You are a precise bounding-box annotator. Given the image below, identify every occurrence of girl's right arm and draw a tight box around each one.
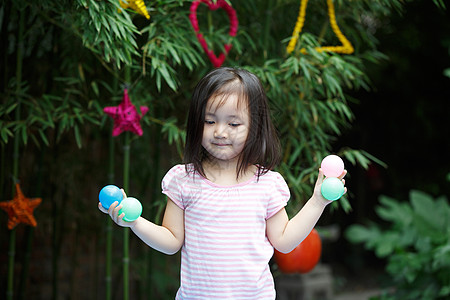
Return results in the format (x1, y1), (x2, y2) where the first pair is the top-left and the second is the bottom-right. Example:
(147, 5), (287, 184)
(98, 198), (184, 255)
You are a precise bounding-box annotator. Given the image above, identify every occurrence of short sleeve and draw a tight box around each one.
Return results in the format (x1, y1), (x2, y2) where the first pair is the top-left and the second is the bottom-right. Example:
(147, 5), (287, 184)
(266, 172), (290, 219)
(161, 165), (186, 210)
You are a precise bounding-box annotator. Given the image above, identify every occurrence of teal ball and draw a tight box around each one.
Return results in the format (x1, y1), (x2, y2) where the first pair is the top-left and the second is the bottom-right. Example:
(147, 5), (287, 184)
(321, 177), (344, 201)
(119, 197), (142, 222)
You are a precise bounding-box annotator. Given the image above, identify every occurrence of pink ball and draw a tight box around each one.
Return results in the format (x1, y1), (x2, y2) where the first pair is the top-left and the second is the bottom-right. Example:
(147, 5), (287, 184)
(321, 155), (344, 177)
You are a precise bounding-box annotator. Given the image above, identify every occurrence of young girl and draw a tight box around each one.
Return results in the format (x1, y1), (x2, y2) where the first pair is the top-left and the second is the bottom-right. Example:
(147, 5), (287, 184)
(98, 67), (346, 299)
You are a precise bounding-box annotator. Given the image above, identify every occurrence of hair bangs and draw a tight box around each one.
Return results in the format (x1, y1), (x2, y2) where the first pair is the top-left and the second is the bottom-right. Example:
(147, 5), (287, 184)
(208, 79), (249, 113)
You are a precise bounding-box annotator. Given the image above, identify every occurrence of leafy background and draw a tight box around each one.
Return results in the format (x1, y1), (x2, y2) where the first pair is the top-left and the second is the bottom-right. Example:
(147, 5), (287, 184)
(0, 0), (449, 299)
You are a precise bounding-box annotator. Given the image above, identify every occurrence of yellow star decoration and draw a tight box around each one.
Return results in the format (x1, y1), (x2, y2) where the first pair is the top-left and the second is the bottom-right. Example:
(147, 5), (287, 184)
(119, 0), (150, 20)
(287, 0), (354, 55)
(0, 183), (42, 230)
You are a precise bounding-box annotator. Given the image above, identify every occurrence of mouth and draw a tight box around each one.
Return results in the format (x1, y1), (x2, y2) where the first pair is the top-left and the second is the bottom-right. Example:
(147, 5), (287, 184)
(212, 142), (231, 147)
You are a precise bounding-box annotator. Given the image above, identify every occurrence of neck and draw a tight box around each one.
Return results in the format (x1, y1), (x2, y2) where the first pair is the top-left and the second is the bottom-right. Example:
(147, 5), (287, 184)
(202, 159), (256, 186)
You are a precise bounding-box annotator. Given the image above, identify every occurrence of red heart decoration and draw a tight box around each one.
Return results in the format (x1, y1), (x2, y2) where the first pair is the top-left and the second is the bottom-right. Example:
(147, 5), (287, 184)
(189, 0), (238, 68)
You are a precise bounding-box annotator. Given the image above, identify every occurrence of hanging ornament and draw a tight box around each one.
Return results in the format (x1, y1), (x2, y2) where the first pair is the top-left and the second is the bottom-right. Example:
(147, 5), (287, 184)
(104, 89), (149, 137)
(189, 0), (238, 68)
(119, 0), (150, 19)
(0, 183), (42, 230)
(287, 0), (354, 54)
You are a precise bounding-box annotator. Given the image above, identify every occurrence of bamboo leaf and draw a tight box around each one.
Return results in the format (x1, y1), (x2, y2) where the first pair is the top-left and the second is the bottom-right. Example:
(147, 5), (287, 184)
(157, 63), (177, 91)
(167, 44), (181, 65)
(21, 125), (28, 145)
(91, 81), (100, 97)
(74, 125), (82, 148)
(0, 126), (13, 143)
(38, 129), (49, 146)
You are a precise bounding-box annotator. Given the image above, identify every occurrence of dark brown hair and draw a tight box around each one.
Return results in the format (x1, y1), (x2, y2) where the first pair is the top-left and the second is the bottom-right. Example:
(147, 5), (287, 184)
(183, 67), (281, 179)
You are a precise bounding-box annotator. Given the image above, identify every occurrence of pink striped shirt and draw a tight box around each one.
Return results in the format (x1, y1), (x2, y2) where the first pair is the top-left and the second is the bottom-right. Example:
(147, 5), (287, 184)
(161, 164), (290, 300)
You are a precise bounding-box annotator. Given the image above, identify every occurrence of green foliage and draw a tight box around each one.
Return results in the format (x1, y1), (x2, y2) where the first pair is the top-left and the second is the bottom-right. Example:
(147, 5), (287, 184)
(1, 0), (397, 205)
(74, 0), (140, 67)
(0, 0), (419, 298)
(346, 191), (450, 300)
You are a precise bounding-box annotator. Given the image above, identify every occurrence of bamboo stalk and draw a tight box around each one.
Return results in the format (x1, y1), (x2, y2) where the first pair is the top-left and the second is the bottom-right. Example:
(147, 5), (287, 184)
(123, 131), (131, 300)
(122, 66), (132, 300)
(18, 140), (44, 300)
(105, 128), (114, 300)
(6, 229), (16, 300)
(105, 69), (119, 300)
(17, 224), (34, 300)
(147, 106), (163, 299)
(6, 6), (25, 300)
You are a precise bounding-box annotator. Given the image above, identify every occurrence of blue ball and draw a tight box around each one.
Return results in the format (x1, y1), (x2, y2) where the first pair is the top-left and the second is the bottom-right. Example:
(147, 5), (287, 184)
(321, 177), (344, 201)
(99, 185), (123, 209)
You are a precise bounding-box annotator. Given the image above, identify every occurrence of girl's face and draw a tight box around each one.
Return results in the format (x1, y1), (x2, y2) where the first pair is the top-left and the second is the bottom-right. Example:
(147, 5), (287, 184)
(202, 94), (250, 163)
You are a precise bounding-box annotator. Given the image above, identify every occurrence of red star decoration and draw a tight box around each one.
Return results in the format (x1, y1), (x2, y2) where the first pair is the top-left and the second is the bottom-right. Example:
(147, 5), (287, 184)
(0, 183), (42, 230)
(103, 89), (149, 137)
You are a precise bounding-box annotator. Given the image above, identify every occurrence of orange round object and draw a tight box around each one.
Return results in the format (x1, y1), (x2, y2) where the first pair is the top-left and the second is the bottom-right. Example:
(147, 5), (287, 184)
(274, 228), (322, 273)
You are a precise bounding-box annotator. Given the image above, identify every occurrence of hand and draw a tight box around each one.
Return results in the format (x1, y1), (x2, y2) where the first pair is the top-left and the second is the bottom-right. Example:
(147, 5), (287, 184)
(313, 168), (347, 205)
(97, 189), (138, 228)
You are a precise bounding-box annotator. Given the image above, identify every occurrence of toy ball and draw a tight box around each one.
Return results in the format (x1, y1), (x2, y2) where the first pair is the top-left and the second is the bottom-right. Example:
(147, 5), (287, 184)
(321, 155), (345, 178)
(99, 185), (123, 209)
(274, 228), (322, 274)
(119, 197), (142, 222)
(321, 177), (345, 201)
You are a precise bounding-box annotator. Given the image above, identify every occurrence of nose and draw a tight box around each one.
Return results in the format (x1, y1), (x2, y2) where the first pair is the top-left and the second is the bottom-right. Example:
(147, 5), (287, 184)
(214, 124), (228, 139)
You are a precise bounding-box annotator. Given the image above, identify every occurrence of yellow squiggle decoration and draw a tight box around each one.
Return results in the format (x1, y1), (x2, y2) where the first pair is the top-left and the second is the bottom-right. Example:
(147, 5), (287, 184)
(119, 0), (150, 20)
(287, 0), (354, 54)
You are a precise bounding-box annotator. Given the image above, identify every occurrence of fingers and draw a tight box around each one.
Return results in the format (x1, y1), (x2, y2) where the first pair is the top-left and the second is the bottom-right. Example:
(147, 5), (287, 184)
(98, 202), (108, 213)
(340, 170), (348, 195)
(107, 201), (121, 221)
(338, 169), (348, 179)
(315, 168), (325, 186)
(115, 212), (126, 225)
(109, 202), (134, 226)
(98, 201), (121, 219)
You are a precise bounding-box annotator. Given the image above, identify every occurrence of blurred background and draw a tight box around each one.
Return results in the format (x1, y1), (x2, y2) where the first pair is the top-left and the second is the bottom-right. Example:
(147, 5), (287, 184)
(1, 0), (449, 299)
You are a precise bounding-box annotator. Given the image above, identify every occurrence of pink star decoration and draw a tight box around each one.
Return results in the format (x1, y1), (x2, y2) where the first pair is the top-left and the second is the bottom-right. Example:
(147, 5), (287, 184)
(103, 89), (149, 137)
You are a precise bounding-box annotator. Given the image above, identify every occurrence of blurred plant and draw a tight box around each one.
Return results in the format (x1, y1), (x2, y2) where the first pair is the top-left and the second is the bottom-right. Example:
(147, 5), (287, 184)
(0, 0), (424, 298)
(346, 191), (450, 300)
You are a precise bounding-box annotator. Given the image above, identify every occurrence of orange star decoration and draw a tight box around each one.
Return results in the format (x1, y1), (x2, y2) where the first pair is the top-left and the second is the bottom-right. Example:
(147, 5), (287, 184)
(0, 183), (42, 230)
(119, 0), (150, 19)
(287, 0), (354, 55)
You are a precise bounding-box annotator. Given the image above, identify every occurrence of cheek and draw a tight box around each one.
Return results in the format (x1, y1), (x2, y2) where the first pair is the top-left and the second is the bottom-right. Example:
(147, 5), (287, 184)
(201, 128), (209, 145)
(235, 128), (249, 144)
(202, 126), (212, 137)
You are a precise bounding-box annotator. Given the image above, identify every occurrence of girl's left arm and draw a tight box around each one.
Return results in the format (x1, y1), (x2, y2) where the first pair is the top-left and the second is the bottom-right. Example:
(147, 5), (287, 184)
(266, 168), (346, 253)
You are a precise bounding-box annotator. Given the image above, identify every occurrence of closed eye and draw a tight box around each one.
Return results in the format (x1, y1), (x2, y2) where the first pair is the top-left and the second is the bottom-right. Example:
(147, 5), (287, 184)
(205, 120), (215, 125)
(229, 123), (240, 127)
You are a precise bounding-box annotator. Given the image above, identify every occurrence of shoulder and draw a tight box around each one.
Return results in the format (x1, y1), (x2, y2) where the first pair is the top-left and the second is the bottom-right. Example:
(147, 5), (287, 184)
(164, 164), (187, 175)
(258, 169), (290, 194)
(258, 169), (287, 184)
(161, 164), (194, 196)
(163, 164), (192, 181)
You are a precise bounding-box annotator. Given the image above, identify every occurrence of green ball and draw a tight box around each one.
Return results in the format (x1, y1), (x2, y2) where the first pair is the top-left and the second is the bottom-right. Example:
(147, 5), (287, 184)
(321, 177), (344, 201)
(119, 197), (142, 222)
